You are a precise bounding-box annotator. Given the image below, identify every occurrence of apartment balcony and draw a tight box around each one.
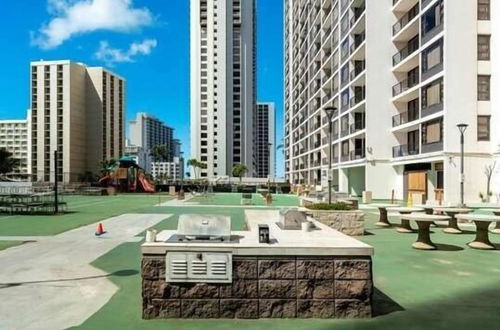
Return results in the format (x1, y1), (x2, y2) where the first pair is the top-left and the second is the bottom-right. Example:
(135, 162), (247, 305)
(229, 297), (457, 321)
(392, 75), (419, 97)
(392, 0), (419, 13)
(350, 149), (366, 161)
(350, 62), (366, 80)
(421, 0), (434, 9)
(421, 141), (443, 154)
(341, 102), (350, 113)
(392, 144), (419, 158)
(350, 121), (366, 135)
(393, 3), (420, 36)
(350, 33), (366, 55)
(392, 109), (419, 127)
(350, 4), (366, 28)
(350, 92), (366, 108)
(393, 37), (419, 66)
(341, 128), (350, 138)
(341, 154), (350, 162)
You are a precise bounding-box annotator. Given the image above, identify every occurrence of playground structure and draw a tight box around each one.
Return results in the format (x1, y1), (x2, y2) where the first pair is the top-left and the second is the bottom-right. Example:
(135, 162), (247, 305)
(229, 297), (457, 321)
(99, 157), (155, 193)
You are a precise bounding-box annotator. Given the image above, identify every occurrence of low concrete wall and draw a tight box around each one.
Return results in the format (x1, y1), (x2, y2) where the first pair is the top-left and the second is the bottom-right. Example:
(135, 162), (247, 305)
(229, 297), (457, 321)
(304, 210), (365, 236)
(142, 256), (373, 319)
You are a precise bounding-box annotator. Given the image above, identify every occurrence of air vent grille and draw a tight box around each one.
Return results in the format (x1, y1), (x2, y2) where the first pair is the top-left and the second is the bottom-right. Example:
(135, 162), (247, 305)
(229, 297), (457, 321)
(166, 252), (232, 283)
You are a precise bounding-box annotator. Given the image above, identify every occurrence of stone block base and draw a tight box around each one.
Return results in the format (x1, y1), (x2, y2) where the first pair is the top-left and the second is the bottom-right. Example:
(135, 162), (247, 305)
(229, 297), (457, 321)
(142, 256), (373, 319)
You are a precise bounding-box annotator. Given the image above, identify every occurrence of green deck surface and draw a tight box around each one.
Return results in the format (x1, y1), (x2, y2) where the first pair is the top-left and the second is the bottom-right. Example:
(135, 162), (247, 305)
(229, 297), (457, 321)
(0, 241), (24, 251)
(72, 202), (500, 330)
(0, 194), (172, 236)
(2, 193), (500, 328)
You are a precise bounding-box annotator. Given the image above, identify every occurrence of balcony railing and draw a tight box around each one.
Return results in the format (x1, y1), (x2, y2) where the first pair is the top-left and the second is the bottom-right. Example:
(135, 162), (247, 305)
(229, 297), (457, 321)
(350, 33), (366, 54)
(341, 128), (350, 137)
(392, 144), (419, 158)
(341, 154), (350, 162)
(350, 93), (366, 107)
(392, 74), (419, 97)
(350, 5), (366, 27)
(350, 149), (366, 161)
(392, 3), (420, 36)
(392, 109), (419, 127)
(393, 37), (419, 66)
(350, 62), (366, 80)
(350, 122), (366, 134)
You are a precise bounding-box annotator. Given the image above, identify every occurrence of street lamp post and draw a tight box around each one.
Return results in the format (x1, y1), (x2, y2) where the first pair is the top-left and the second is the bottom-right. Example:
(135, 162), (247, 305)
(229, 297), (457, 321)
(457, 124), (468, 207)
(324, 107), (337, 204)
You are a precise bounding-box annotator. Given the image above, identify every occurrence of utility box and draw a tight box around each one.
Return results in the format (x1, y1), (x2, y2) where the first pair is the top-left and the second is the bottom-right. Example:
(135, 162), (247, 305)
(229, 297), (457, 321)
(169, 186), (176, 196)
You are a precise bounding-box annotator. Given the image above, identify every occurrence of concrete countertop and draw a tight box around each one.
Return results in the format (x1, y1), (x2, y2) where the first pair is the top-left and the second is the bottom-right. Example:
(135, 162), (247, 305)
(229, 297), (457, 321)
(142, 210), (374, 256)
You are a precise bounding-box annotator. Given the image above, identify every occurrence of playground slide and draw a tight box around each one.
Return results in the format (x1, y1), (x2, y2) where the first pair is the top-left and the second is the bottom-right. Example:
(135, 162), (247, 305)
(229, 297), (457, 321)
(138, 175), (155, 193)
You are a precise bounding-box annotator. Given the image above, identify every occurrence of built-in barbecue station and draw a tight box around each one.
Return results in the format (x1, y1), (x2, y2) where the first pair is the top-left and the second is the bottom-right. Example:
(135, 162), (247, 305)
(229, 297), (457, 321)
(141, 210), (374, 319)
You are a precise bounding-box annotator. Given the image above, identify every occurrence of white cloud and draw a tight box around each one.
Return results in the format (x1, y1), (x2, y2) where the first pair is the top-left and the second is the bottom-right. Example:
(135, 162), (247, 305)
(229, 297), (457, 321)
(33, 0), (153, 49)
(95, 39), (158, 66)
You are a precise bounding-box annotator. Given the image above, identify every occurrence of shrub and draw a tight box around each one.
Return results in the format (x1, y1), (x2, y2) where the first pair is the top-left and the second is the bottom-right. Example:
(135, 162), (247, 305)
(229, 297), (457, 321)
(306, 202), (351, 211)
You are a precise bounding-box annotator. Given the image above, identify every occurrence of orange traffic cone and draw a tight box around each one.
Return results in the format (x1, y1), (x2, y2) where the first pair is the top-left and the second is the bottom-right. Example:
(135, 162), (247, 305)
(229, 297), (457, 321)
(95, 223), (106, 236)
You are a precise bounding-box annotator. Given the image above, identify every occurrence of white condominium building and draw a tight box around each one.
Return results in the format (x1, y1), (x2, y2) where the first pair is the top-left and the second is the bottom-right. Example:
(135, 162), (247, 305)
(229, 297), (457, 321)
(0, 114), (30, 175)
(151, 157), (184, 181)
(284, 0), (499, 204)
(30, 60), (125, 183)
(255, 102), (276, 179)
(190, 0), (256, 179)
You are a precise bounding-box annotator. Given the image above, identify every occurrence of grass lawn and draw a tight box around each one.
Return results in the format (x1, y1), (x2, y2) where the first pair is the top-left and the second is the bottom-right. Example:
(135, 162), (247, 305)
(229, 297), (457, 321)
(190, 193), (299, 207)
(73, 207), (500, 330)
(0, 194), (172, 236)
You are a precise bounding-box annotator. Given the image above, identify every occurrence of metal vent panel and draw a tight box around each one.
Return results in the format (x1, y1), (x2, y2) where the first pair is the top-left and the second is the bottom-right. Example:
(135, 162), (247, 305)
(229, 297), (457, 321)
(166, 252), (232, 283)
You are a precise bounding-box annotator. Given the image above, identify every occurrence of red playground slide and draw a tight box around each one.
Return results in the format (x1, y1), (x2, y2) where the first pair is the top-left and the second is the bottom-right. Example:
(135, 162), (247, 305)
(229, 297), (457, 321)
(138, 175), (155, 193)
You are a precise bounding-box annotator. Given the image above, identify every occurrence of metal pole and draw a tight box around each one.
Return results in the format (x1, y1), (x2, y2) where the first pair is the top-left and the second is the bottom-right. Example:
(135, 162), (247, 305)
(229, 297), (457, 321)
(328, 120), (333, 205)
(460, 132), (465, 207)
(54, 150), (59, 214)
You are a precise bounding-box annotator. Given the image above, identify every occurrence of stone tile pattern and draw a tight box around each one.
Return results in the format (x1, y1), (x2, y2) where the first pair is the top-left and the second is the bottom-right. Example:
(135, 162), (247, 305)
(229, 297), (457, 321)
(142, 255), (372, 319)
(307, 210), (365, 236)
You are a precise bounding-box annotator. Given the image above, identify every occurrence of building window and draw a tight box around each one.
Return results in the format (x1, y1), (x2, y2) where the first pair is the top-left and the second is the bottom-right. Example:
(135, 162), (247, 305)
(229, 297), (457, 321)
(422, 79), (443, 108)
(422, 0), (444, 36)
(422, 39), (443, 72)
(478, 75), (490, 100)
(478, 35), (490, 60)
(422, 119), (443, 145)
(477, 116), (490, 141)
(478, 0), (490, 20)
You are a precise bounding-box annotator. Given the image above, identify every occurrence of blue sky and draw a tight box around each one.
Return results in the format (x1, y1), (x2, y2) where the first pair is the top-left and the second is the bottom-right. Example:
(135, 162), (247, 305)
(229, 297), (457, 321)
(0, 0), (284, 177)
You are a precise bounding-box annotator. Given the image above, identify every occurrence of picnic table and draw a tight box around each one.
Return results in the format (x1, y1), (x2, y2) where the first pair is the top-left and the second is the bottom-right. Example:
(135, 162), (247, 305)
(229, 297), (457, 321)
(387, 207), (424, 233)
(371, 204), (399, 227)
(403, 214), (451, 250)
(433, 207), (472, 234)
(456, 214), (500, 250)
(483, 209), (500, 234)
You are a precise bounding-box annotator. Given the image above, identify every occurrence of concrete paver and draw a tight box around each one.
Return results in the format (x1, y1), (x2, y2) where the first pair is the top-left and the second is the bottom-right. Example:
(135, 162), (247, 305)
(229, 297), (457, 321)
(0, 213), (170, 330)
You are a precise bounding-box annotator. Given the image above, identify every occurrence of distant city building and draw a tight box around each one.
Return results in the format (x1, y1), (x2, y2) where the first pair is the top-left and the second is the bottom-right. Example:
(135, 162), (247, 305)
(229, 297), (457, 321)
(124, 141), (148, 171)
(190, 0), (256, 179)
(0, 112), (31, 176)
(128, 112), (178, 173)
(173, 138), (182, 158)
(254, 103), (276, 179)
(151, 157), (184, 181)
(30, 60), (125, 183)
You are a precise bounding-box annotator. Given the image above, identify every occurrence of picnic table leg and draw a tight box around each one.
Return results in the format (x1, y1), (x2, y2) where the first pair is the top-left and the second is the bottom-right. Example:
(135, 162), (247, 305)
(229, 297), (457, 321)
(413, 221), (436, 250)
(443, 212), (462, 234)
(397, 219), (414, 233)
(491, 222), (500, 235)
(375, 208), (391, 227)
(469, 221), (496, 250)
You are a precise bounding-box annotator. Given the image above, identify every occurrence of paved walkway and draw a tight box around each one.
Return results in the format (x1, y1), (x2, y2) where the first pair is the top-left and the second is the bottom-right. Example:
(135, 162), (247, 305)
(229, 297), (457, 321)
(0, 213), (170, 330)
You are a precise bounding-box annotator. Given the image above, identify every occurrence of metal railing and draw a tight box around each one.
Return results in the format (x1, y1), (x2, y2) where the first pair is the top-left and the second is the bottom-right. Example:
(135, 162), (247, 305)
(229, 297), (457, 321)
(392, 109), (419, 127)
(392, 74), (419, 97)
(350, 150), (366, 160)
(392, 3), (420, 36)
(393, 37), (419, 66)
(392, 144), (419, 158)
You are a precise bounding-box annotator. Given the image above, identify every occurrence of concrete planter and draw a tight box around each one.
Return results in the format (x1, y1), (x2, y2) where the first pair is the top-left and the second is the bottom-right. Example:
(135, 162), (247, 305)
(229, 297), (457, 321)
(302, 208), (365, 236)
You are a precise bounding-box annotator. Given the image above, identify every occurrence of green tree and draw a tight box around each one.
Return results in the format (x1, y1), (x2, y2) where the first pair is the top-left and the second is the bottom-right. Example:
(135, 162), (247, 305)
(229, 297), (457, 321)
(99, 159), (116, 177)
(0, 148), (20, 175)
(232, 163), (248, 184)
(187, 159), (206, 180)
(150, 145), (168, 179)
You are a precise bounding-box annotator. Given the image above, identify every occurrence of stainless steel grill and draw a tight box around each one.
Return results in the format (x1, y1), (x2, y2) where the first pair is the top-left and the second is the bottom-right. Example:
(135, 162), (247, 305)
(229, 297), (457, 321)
(167, 214), (233, 243)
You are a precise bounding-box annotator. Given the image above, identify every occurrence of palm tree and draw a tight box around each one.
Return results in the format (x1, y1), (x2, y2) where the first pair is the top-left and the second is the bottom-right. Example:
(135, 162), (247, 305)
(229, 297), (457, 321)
(150, 145), (168, 180)
(232, 163), (248, 184)
(0, 148), (20, 175)
(187, 159), (199, 179)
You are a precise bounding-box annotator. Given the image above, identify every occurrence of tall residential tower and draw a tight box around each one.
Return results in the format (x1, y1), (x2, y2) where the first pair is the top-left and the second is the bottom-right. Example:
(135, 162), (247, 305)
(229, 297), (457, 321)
(284, 0), (499, 204)
(255, 102), (276, 179)
(190, 0), (256, 179)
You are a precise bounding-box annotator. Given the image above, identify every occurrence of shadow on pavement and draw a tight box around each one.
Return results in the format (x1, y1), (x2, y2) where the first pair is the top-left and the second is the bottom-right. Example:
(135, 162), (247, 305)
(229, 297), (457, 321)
(0, 269), (139, 289)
